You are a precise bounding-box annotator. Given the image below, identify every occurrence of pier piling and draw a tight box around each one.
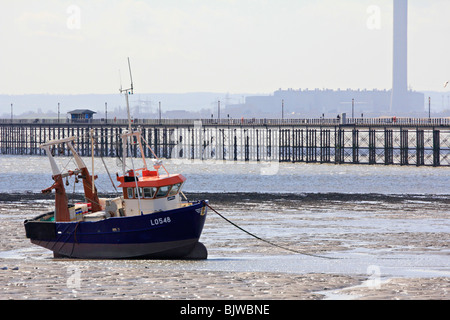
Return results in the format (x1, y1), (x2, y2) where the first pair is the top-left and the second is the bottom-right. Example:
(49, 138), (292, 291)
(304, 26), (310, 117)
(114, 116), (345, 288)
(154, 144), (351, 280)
(1, 118), (449, 167)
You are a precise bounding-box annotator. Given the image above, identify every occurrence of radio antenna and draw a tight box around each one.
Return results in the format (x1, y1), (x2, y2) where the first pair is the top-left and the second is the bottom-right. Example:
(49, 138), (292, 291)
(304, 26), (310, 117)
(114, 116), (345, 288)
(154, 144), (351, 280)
(119, 57), (135, 133)
(128, 57), (134, 94)
(119, 69), (123, 92)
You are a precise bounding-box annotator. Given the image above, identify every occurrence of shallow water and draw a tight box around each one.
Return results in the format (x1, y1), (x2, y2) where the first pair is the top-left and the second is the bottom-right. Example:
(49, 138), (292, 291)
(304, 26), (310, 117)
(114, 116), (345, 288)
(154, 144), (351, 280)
(0, 155), (449, 194)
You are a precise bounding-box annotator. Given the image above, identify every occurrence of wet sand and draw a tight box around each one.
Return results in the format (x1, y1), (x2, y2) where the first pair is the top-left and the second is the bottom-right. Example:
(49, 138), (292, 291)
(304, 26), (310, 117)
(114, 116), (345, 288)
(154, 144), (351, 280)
(1, 260), (364, 300)
(0, 193), (449, 300)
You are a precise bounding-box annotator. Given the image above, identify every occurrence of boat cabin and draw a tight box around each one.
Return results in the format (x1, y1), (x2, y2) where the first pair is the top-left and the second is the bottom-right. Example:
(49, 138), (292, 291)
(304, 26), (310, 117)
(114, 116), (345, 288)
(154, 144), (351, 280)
(117, 169), (186, 216)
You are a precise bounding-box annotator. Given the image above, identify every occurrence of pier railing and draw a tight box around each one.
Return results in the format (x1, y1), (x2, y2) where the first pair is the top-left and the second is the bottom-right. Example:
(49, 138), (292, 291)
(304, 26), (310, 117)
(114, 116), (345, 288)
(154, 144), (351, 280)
(1, 117), (449, 127)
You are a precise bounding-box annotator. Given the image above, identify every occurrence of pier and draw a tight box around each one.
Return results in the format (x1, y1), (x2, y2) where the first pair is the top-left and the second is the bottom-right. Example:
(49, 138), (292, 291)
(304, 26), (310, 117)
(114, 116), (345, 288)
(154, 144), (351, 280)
(1, 117), (449, 167)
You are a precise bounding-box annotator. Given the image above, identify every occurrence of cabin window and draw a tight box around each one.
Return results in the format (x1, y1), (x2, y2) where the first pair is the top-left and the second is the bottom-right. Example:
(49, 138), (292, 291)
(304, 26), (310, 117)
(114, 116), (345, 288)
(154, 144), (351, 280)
(168, 183), (182, 196)
(127, 188), (134, 199)
(135, 188), (143, 198)
(156, 185), (171, 198)
(143, 187), (157, 198)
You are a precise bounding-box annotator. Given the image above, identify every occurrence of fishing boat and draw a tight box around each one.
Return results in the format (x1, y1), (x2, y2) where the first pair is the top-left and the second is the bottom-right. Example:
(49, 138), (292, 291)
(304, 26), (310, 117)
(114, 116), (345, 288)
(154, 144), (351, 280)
(24, 60), (208, 259)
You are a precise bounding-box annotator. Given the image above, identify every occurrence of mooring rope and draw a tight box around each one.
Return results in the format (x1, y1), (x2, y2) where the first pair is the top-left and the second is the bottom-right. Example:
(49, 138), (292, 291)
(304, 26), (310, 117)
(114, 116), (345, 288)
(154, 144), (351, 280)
(203, 201), (339, 260)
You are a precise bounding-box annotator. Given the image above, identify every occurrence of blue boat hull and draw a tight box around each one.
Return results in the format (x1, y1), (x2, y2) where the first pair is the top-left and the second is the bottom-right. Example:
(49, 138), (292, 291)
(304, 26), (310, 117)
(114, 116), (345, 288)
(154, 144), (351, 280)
(24, 201), (208, 259)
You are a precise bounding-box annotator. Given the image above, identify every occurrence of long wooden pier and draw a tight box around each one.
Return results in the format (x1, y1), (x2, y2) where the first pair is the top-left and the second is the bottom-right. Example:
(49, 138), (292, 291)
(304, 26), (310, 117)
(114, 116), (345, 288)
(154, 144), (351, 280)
(1, 118), (449, 167)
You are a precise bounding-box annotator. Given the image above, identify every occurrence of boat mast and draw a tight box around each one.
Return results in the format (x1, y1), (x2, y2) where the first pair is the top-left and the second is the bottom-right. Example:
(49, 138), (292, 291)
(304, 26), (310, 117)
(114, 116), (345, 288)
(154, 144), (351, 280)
(119, 57), (135, 175)
(120, 57), (144, 215)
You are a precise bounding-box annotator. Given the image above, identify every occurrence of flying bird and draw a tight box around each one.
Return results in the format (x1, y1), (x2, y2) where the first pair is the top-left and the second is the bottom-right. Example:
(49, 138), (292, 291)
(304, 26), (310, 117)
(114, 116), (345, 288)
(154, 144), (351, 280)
(445, 81), (449, 88)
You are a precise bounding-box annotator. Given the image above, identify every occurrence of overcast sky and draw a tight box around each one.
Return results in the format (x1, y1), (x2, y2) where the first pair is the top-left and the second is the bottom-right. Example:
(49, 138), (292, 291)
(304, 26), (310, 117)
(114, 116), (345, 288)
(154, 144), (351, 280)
(1, 0), (449, 95)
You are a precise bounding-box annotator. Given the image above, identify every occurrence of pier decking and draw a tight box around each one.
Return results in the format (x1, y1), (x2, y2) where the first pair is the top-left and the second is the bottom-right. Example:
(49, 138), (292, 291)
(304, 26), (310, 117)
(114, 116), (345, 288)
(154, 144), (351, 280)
(1, 118), (449, 166)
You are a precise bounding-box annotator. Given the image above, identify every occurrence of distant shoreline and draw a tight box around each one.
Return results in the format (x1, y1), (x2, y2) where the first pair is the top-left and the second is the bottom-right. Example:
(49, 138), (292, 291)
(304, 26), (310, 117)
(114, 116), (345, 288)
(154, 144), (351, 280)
(1, 192), (448, 205)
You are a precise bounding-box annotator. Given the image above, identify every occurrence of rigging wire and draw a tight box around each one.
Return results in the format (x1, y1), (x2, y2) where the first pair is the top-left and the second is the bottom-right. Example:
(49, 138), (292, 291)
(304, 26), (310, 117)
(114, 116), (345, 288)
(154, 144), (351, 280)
(90, 132), (120, 195)
(100, 155), (119, 194)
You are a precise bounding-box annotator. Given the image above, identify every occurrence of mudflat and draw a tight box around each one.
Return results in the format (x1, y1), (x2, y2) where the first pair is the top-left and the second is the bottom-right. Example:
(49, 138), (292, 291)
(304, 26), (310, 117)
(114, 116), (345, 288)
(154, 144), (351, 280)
(0, 193), (449, 300)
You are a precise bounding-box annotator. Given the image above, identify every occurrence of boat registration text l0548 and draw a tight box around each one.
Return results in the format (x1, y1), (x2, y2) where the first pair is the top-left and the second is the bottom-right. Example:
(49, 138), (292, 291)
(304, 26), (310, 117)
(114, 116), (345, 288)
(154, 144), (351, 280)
(150, 217), (171, 226)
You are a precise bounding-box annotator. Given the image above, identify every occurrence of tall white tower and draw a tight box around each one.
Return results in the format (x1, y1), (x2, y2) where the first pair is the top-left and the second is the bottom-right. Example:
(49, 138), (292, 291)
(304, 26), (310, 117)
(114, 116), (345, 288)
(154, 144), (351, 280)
(391, 0), (408, 113)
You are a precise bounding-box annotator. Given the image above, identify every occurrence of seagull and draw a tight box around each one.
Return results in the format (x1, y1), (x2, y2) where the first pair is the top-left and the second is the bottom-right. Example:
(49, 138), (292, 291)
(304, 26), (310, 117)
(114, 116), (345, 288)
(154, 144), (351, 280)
(445, 81), (449, 88)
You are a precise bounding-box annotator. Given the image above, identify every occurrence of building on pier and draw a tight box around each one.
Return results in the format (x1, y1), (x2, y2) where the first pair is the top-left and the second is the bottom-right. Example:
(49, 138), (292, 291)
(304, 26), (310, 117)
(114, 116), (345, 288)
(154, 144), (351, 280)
(68, 109), (97, 123)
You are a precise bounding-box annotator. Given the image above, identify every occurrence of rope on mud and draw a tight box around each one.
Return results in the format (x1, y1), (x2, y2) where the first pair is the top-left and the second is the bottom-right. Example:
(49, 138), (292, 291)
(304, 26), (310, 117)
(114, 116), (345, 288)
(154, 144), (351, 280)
(203, 201), (339, 260)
